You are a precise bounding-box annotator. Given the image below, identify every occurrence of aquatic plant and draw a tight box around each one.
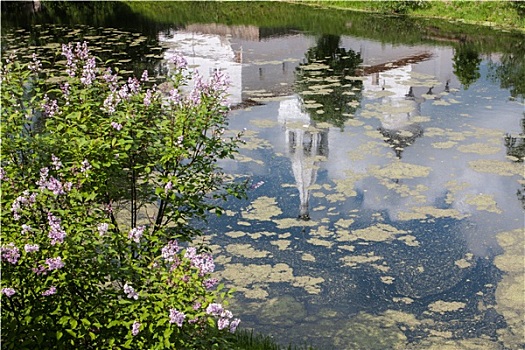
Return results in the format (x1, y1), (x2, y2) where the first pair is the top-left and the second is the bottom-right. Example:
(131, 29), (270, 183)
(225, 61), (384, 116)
(0, 43), (245, 348)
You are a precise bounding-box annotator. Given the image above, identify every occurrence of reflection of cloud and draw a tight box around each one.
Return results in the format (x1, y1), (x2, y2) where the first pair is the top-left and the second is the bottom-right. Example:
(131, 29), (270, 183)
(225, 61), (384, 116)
(159, 30), (242, 105)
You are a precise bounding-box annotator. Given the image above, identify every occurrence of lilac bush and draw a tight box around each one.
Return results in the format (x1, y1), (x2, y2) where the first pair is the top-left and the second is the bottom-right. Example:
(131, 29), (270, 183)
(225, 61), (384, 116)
(1, 42), (244, 348)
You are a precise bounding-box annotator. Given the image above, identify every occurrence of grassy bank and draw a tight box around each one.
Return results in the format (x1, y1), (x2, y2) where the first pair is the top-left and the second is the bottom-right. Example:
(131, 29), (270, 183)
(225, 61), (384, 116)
(298, 1), (525, 32)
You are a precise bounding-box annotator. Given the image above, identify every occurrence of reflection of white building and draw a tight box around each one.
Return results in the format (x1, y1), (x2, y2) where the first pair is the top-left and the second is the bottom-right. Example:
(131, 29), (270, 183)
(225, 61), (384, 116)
(159, 31), (243, 105)
(278, 96), (328, 219)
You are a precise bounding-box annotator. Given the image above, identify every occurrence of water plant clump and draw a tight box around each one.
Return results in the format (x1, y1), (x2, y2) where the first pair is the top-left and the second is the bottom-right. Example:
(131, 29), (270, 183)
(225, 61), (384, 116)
(0, 43), (245, 349)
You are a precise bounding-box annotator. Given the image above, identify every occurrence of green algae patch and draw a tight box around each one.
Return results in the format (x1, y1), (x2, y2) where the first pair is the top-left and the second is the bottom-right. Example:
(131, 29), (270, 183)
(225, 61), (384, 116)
(270, 240), (291, 250)
(469, 159), (524, 177)
(259, 295), (307, 326)
(225, 244), (270, 259)
(397, 206), (467, 221)
(428, 300), (466, 314)
(301, 253), (316, 262)
(494, 228), (525, 349)
(340, 252), (383, 267)
(369, 161), (431, 180)
(457, 143), (500, 155)
(465, 194), (502, 214)
(250, 119), (278, 128)
(225, 230), (246, 238)
(337, 223), (407, 243)
(432, 141), (457, 149)
(242, 196), (282, 221)
(274, 217), (318, 229)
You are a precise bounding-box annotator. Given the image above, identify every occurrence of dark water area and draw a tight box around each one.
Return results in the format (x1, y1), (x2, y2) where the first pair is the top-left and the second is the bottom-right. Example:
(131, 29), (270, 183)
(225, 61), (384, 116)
(2, 2), (524, 349)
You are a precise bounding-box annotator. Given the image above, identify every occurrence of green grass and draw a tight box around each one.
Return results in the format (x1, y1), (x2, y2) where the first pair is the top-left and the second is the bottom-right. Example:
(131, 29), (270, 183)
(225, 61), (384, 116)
(301, 0), (525, 31)
(232, 329), (317, 350)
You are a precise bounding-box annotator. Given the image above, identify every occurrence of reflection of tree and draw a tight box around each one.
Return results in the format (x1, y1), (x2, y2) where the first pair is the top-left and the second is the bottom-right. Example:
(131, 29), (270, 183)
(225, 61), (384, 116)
(295, 35), (363, 130)
(504, 114), (525, 209)
(489, 40), (525, 100)
(452, 43), (481, 90)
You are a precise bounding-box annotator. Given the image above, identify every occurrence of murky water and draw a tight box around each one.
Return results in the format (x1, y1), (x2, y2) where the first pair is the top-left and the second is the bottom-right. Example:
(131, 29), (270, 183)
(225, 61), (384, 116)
(2, 2), (524, 349)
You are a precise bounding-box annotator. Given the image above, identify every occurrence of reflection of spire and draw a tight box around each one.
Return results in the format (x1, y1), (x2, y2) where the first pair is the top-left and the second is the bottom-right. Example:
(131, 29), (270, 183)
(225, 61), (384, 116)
(278, 96), (328, 220)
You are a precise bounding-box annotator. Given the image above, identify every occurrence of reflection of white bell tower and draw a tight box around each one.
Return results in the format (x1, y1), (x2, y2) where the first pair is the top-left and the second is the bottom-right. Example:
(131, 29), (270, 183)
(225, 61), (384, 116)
(278, 96), (328, 220)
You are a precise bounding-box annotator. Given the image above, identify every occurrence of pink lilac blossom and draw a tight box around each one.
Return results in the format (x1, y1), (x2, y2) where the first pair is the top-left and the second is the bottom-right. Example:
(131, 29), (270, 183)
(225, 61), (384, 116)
(1, 288), (16, 297)
(28, 53), (42, 73)
(185, 249), (215, 276)
(102, 93), (118, 114)
(32, 265), (47, 275)
(171, 54), (187, 70)
(0, 167), (6, 181)
(123, 283), (139, 300)
(217, 317), (230, 330)
(51, 154), (62, 170)
(42, 286), (57, 296)
(24, 244), (39, 253)
(45, 257), (64, 270)
(128, 226), (145, 243)
(143, 89), (152, 107)
(161, 240), (179, 262)
(97, 223), (109, 236)
(141, 70), (149, 82)
(42, 94), (60, 117)
(21, 224), (32, 234)
(205, 303), (224, 316)
(80, 159), (92, 174)
(1, 243), (20, 264)
(203, 278), (218, 290)
(169, 308), (186, 327)
(47, 212), (66, 245)
(164, 181), (173, 195)
(127, 77), (140, 94)
(80, 57), (96, 86)
(131, 321), (141, 336)
(103, 68), (118, 92)
(229, 318), (241, 333)
(110, 122), (123, 131)
(62, 43), (77, 77)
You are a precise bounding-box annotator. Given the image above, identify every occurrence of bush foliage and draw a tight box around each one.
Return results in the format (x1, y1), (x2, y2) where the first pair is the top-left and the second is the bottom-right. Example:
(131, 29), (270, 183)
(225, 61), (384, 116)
(1, 43), (245, 349)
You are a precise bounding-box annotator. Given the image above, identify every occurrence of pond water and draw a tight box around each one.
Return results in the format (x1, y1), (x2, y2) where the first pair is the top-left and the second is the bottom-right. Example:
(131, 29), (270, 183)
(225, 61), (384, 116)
(2, 2), (524, 349)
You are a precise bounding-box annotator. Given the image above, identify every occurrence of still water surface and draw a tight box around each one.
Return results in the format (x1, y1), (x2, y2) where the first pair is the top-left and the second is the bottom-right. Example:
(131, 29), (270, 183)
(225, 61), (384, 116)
(2, 2), (524, 349)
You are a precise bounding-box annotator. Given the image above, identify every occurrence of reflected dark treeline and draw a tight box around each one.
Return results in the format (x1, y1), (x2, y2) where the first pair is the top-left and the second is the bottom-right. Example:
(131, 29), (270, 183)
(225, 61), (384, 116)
(295, 35), (363, 129)
(505, 114), (525, 208)
(2, 1), (525, 99)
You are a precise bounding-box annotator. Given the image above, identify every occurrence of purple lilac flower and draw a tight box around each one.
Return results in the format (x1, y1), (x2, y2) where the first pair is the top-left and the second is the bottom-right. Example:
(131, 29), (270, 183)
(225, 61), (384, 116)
(32, 265), (47, 275)
(131, 321), (141, 336)
(21, 224), (32, 235)
(45, 257), (64, 270)
(80, 57), (96, 86)
(11, 193), (29, 220)
(1, 243), (20, 264)
(42, 95), (60, 117)
(36, 167), (49, 188)
(42, 286), (57, 296)
(164, 181), (173, 195)
(51, 154), (62, 170)
(1, 288), (16, 297)
(128, 226), (145, 243)
(229, 318), (241, 333)
(161, 240), (179, 262)
(188, 251), (215, 276)
(141, 70), (149, 82)
(102, 93), (119, 114)
(123, 283), (139, 300)
(97, 223), (109, 236)
(0, 167), (6, 181)
(46, 176), (65, 195)
(74, 41), (89, 60)
(206, 303), (224, 317)
(127, 77), (140, 94)
(203, 278), (218, 290)
(103, 68), (118, 91)
(143, 89), (152, 107)
(28, 53), (42, 73)
(62, 43), (77, 77)
(168, 88), (181, 105)
(80, 159), (92, 174)
(60, 83), (70, 103)
(218, 317), (230, 330)
(193, 302), (201, 310)
(169, 308), (186, 327)
(24, 244), (39, 253)
(171, 54), (187, 70)
(111, 121), (123, 131)
(47, 212), (66, 245)
(118, 84), (130, 101)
